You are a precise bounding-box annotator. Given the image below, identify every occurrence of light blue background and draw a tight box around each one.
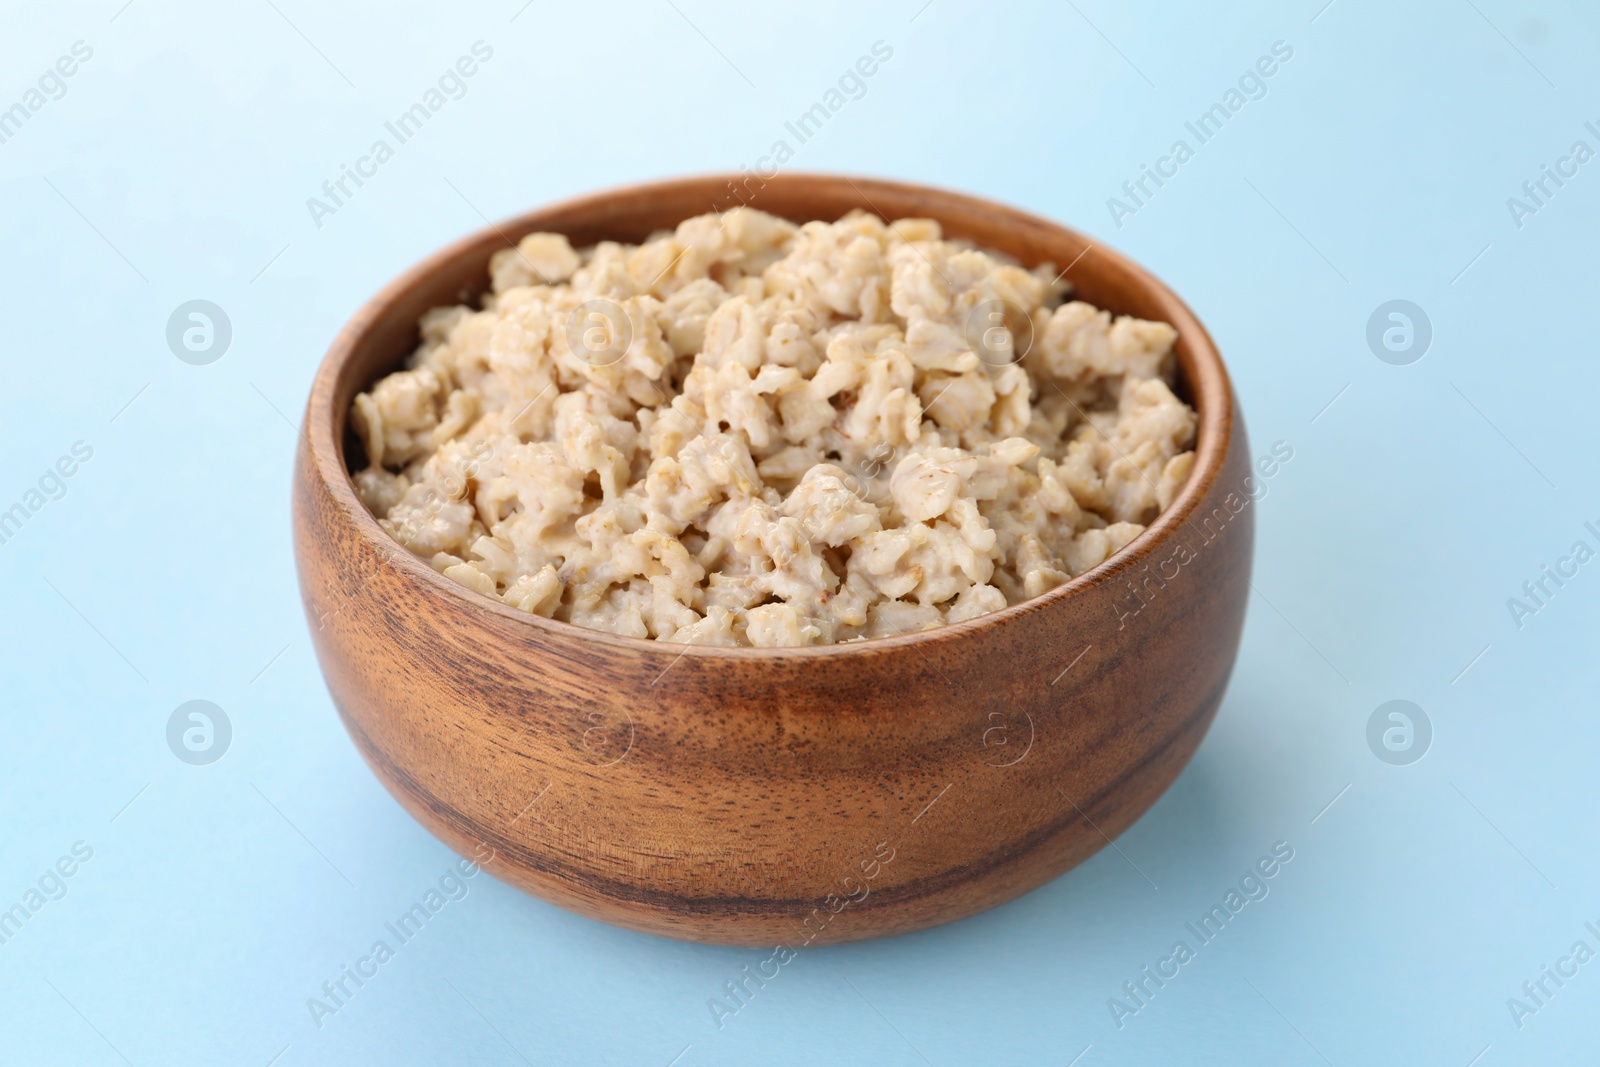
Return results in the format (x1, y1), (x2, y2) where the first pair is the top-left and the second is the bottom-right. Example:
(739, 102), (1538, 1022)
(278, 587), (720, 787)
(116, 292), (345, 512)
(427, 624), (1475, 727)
(1, 0), (1596, 1063)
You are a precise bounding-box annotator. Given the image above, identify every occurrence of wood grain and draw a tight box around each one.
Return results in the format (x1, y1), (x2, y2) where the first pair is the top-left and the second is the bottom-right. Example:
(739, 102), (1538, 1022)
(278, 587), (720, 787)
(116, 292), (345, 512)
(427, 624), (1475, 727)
(292, 174), (1253, 945)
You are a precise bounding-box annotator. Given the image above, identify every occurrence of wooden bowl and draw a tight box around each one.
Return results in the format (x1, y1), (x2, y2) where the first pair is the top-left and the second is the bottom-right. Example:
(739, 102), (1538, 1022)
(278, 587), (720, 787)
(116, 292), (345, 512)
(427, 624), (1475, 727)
(293, 174), (1252, 945)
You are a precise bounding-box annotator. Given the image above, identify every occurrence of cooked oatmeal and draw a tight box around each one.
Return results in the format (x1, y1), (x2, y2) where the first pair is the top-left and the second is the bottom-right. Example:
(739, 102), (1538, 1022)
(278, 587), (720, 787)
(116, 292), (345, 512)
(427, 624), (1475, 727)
(349, 207), (1197, 646)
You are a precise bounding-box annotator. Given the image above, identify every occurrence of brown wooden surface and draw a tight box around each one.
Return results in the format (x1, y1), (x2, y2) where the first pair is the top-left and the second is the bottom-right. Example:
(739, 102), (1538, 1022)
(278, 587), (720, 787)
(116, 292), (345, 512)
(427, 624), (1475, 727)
(291, 174), (1254, 945)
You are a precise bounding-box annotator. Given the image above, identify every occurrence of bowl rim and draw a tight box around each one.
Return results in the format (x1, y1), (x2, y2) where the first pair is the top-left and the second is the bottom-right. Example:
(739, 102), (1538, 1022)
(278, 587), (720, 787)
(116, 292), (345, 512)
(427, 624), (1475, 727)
(301, 171), (1235, 660)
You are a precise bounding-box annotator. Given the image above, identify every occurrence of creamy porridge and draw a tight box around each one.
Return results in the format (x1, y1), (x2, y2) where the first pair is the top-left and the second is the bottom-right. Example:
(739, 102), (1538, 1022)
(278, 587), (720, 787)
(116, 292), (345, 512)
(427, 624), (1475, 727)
(349, 208), (1197, 646)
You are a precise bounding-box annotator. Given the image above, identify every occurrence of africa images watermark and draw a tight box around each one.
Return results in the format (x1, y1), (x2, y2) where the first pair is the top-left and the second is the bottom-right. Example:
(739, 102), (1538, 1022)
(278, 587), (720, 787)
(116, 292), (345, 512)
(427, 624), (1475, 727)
(0, 841), (95, 948)
(1107, 841), (1296, 1029)
(1504, 519), (1600, 630)
(1106, 40), (1294, 229)
(305, 843), (495, 1029)
(0, 40), (94, 148)
(722, 40), (894, 207)
(0, 440), (94, 549)
(1505, 120), (1600, 230)
(1505, 920), (1600, 1031)
(306, 41), (495, 228)
(1112, 440), (1294, 629)
(705, 838), (898, 1030)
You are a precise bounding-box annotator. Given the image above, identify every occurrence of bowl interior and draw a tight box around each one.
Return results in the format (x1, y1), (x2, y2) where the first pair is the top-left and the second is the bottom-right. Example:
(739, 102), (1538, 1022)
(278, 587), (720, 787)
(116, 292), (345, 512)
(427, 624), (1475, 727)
(311, 172), (1231, 648)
